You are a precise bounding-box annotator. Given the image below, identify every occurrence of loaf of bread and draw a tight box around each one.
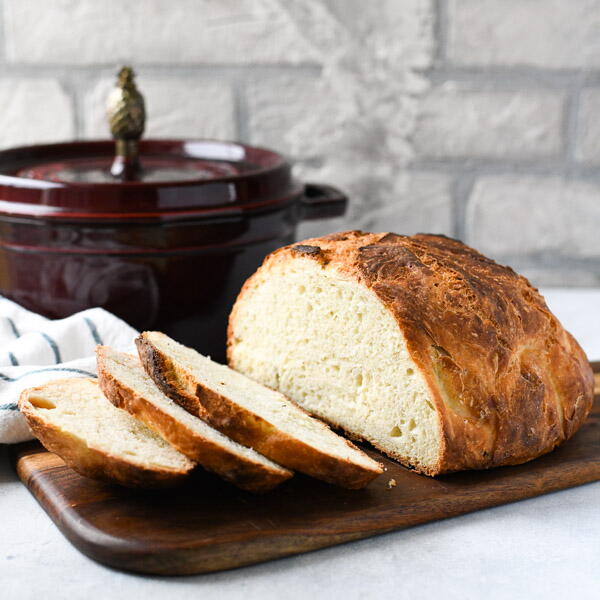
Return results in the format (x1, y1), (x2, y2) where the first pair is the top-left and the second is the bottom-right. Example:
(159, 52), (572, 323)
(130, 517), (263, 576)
(96, 346), (293, 493)
(136, 331), (383, 488)
(19, 378), (194, 488)
(228, 231), (594, 476)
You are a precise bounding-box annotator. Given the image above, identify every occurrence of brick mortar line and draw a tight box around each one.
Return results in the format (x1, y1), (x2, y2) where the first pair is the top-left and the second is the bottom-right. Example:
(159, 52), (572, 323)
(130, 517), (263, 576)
(491, 253), (600, 271)
(411, 158), (566, 172)
(424, 66), (600, 89)
(57, 79), (79, 140)
(46, 70), (100, 139)
(450, 175), (475, 242)
(69, 82), (87, 140)
(233, 79), (250, 143)
(0, 0), (6, 63)
(564, 77), (585, 168)
(432, 0), (447, 67)
(410, 159), (600, 180)
(0, 63), (322, 78)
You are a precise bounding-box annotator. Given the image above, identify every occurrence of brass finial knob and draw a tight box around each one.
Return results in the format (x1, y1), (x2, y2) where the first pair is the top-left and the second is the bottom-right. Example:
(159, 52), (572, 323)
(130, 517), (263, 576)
(106, 66), (146, 180)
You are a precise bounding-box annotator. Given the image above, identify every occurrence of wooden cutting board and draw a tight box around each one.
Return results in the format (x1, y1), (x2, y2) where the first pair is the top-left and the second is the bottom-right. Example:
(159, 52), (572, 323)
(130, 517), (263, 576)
(11, 367), (600, 576)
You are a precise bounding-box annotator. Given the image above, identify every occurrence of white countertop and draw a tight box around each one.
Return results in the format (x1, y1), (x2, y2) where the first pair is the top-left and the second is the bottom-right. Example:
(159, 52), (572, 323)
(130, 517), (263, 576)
(2, 288), (600, 600)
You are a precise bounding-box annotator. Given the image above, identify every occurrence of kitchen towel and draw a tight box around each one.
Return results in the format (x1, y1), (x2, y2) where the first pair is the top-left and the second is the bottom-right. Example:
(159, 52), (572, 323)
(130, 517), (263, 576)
(0, 296), (138, 443)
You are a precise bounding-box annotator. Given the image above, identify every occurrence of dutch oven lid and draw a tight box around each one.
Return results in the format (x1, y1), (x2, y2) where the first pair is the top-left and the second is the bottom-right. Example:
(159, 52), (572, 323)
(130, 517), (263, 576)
(0, 67), (296, 220)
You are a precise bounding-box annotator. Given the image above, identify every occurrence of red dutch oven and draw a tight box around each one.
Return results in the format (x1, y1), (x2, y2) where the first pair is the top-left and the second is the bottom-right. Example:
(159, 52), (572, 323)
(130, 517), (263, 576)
(0, 139), (346, 360)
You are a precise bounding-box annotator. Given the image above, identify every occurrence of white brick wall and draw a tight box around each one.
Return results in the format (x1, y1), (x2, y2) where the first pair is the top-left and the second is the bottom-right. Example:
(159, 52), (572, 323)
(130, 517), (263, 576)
(0, 0), (599, 286)
(298, 171), (454, 240)
(518, 267), (600, 287)
(466, 176), (600, 258)
(244, 1), (434, 234)
(0, 79), (73, 148)
(247, 74), (330, 161)
(414, 85), (564, 159)
(575, 89), (600, 164)
(447, 0), (600, 68)
(362, 171), (454, 234)
(4, 0), (323, 65)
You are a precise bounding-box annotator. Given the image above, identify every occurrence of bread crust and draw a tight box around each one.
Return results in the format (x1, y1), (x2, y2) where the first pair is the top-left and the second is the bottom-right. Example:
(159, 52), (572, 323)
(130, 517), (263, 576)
(136, 335), (203, 416)
(136, 333), (383, 489)
(96, 348), (293, 493)
(19, 380), (191, 489)
(228, 231), (594, 476)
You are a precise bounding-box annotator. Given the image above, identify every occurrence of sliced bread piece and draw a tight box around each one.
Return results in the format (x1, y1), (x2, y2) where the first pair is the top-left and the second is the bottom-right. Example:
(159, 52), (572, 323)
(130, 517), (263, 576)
(136, 331), (384, 489)
(96, 346), (293, 493)
(19, 378), (193, 488)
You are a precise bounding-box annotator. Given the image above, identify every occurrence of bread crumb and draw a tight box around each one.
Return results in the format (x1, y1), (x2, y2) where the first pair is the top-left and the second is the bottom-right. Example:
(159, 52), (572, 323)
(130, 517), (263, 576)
(387, 478), (397, 489)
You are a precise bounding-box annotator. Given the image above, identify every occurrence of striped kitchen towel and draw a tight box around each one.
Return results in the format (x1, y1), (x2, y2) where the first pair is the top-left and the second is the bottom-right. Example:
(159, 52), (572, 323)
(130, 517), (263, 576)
(0, 296), (138, 443)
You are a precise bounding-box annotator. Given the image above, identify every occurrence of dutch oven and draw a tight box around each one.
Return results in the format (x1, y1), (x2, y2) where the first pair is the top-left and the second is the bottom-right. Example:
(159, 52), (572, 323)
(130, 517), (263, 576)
(0, 67), (347, 360)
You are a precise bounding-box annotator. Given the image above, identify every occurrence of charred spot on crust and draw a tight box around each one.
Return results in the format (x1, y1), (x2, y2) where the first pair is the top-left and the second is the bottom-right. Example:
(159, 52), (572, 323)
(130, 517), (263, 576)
(378, 232), (407, 244)
(136, 336), (199, 416)
(292, 244), (322, 256)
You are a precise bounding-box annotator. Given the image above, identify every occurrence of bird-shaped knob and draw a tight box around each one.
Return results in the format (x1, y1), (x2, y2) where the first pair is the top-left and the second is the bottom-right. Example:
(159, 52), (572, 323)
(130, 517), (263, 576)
(106, 66), (146, 180)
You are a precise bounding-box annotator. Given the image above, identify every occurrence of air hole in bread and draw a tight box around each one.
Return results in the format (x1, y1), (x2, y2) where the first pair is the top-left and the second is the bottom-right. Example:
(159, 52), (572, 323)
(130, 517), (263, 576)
(29, 396), (56, 409)
(389, 425), (402, 437)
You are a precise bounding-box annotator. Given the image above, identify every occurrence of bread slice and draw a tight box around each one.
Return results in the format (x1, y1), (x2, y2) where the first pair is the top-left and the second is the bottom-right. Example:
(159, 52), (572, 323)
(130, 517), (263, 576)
(96, 346), (292, 493)
(19, 378), (193, 488)
(227, 231), (594, 475)
(136, 331), (383, 489)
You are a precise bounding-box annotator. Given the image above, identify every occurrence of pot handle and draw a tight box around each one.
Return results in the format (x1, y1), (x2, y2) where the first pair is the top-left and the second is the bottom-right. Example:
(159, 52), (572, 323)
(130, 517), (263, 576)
(298, 183), (348, 221)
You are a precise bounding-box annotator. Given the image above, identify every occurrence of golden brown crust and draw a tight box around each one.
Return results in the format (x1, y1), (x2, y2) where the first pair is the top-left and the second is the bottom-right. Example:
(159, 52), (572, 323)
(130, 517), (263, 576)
(137, 333), (383, 489)
(228, 231), (594, 476)
(19, 380), (191, 489)
(96, 348), (293, 493)
(136, 336), (203, 417)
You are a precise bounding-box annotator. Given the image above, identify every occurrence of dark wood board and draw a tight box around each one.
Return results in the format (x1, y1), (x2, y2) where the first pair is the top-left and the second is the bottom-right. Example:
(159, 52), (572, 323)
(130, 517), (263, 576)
(11, 368), (600, 576)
